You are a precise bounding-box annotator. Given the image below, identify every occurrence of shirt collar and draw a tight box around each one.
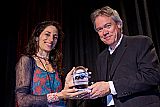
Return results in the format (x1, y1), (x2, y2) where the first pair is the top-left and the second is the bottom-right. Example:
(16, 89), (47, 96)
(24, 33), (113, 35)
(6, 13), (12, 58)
(108, 34), (123, 54)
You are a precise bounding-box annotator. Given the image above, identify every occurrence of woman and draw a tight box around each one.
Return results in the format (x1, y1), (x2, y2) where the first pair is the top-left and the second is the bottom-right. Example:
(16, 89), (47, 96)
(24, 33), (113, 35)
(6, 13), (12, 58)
(15, 21), (88, 107)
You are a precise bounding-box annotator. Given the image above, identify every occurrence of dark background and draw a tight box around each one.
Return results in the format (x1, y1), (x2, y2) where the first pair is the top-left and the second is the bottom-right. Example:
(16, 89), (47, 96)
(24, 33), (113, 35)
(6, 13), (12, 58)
(2, 0), (160, 107)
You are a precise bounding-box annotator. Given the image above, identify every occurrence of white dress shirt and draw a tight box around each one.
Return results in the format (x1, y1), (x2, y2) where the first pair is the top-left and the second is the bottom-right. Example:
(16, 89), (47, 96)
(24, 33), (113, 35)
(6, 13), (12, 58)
(107, 34), (123, 106)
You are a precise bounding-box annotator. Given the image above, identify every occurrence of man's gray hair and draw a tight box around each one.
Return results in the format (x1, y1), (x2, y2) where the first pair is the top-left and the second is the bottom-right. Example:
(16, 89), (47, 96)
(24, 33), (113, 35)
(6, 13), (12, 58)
(90, 6), (122, 28)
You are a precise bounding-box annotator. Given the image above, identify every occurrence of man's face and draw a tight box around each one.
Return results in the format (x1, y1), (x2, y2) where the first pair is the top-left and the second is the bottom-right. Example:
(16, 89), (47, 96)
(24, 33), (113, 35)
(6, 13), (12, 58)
(95, 15), (121, 47)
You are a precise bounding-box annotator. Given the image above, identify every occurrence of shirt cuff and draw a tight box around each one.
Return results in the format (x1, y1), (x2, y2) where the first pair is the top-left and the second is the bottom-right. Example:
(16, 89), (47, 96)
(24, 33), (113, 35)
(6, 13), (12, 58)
(108, 81), (117, 95)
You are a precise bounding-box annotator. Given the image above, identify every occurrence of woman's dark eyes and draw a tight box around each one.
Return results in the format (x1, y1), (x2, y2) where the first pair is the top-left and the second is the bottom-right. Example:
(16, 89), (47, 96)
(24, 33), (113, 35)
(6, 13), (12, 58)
(45, 33), (50, 36)
(45, 33), (58, 39)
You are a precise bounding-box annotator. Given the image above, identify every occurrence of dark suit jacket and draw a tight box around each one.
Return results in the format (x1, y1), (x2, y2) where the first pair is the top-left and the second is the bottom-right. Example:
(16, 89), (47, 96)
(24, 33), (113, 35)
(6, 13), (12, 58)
(91, 35), (160, 107)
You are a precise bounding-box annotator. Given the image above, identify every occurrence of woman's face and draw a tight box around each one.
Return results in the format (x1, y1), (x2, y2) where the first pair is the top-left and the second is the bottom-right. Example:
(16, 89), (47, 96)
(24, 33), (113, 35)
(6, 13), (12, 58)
(94, 15), (121, 47)
(38, 25), (58, 52)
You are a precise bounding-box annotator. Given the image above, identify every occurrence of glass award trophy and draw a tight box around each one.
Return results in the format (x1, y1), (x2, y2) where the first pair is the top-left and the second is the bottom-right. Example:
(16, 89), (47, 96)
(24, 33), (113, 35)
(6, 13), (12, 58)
(73, 66), (91, 91)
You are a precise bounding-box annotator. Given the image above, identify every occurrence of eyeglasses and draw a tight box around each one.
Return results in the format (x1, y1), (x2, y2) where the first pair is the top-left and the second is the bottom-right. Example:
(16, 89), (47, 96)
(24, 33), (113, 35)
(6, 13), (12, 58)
(95, 23), (112, 32)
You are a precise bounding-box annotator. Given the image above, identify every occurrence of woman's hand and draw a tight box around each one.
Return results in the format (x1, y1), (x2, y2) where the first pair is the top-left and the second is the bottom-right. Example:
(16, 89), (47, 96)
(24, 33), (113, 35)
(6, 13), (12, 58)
(64, 67), (75, 89)
(57, 88), (90, 100)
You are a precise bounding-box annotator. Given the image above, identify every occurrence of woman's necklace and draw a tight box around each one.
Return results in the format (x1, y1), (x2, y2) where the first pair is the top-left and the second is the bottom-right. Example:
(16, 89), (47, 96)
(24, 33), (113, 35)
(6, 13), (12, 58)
(36, 52), (49, 60)
(36, 56), (54, 73)
(36, 56), (54, 93)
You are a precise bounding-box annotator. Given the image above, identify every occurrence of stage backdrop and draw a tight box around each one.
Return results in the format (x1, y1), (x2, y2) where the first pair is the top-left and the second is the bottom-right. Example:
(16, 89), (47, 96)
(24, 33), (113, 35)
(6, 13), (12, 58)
(3, 0), (160, 107)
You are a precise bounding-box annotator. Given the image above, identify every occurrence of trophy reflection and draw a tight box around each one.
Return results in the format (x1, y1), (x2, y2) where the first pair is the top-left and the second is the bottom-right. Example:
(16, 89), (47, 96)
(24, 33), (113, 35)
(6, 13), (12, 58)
(73, 66), (91, 91)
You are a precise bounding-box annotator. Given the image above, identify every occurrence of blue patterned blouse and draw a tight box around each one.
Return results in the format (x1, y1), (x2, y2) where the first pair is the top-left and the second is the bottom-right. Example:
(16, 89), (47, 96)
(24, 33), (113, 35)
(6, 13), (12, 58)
(31, 65), (66, 107)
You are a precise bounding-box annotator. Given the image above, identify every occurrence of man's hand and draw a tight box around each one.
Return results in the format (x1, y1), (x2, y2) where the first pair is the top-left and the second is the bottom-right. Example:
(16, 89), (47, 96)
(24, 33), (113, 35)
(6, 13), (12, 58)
(88, 81), (111, 99)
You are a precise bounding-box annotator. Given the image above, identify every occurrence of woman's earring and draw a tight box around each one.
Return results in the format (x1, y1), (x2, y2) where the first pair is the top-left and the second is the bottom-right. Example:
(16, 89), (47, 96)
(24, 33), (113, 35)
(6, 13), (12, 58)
(52, 39), (57, 49)
(36, 37), (39, 41)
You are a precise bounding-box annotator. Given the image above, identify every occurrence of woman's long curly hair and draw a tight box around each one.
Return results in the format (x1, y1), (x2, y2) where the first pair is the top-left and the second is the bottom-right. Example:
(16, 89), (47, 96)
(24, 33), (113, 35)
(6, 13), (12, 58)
(25, 20), (64, 71)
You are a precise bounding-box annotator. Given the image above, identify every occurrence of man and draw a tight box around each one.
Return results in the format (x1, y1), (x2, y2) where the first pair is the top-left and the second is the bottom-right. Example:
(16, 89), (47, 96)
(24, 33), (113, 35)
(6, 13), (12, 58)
(88, 6), (160, 107)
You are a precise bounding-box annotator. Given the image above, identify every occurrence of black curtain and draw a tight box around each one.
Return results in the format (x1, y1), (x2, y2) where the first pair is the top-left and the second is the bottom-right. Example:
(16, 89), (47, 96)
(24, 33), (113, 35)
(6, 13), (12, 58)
(3, 0), (160, 107)
(62, 0), (160, 72)
(62, 0), (160, 106)
(4, 0), (63, 107)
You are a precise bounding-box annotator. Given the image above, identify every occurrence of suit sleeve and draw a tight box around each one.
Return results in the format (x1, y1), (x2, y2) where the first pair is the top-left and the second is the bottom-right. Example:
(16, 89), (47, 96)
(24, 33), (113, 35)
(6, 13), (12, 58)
(114, 36), (160, 98)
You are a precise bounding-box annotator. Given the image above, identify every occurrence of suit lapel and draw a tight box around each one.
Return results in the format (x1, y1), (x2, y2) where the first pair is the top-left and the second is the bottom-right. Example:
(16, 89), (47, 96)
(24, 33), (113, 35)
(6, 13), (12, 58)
(104, 49), (109, 80)
(100, 48), (109, 81)
(109, 36), (127, 80)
